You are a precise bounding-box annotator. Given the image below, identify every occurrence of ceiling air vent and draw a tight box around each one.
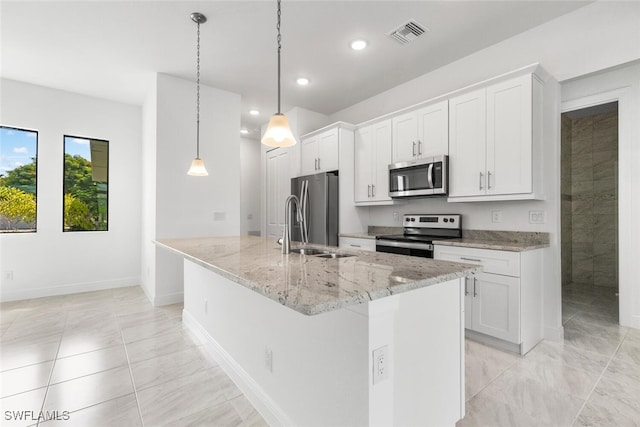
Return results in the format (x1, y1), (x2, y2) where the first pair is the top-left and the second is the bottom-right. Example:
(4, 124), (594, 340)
(387, 20), (428, 45)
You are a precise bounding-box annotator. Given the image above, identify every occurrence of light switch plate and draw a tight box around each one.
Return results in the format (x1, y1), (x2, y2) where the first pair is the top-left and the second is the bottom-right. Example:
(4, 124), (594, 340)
(491, 210), (502, 223)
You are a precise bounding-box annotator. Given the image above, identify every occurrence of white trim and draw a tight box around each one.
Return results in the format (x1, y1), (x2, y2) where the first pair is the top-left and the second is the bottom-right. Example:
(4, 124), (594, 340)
(182, 310), (294, 427)
(560, 85), (633, 328)
(152, 291), (183, 306)
(0, 277), (140, 302)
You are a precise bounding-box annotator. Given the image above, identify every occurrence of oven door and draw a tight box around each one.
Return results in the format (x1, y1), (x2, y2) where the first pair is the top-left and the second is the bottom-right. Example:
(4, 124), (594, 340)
(388, 155), (447, 197)
(375, 240), (434, 258)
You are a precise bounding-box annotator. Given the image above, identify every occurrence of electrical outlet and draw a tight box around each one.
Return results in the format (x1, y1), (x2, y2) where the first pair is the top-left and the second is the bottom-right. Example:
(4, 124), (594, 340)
(214, 211), (226, 221)
(264, 347), (273, 373)
(372, 345), (389, 384)
(393, 212), (400, 222)
(3, 271), (13, 281)
(491, 210), (502, 223)
(529, 210), (546, 224)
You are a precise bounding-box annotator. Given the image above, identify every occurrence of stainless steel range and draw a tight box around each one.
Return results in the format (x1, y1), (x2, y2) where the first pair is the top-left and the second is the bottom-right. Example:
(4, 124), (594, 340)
(376, 214), (462, 258)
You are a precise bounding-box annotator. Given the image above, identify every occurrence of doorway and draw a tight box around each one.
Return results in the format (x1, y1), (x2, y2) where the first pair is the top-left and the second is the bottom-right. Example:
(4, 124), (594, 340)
(561, 102), (619, 323)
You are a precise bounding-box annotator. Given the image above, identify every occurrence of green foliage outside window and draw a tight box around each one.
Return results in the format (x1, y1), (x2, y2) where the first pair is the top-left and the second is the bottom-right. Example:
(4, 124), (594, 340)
(0, 126), (37, 232)
(0, 185), (36, 231)
(63, 137), (108, 231)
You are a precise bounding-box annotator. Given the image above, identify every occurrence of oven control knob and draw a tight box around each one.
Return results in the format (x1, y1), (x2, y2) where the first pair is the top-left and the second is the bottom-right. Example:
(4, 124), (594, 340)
(449, 218), (455, 223)
(443, 218), (448, 222)
(410, 218), (416, 222)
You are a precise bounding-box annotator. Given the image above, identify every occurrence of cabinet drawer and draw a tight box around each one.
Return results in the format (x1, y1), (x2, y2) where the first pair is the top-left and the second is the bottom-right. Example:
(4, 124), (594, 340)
(339, 236), (376, 252)
(434, 246), (520, 277)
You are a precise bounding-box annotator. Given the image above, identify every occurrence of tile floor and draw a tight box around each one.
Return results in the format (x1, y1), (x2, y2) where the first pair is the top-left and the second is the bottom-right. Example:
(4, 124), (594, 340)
(0, 287), (267, 427)
(1, 284), (639, 426)
(460, 283), (640, 427)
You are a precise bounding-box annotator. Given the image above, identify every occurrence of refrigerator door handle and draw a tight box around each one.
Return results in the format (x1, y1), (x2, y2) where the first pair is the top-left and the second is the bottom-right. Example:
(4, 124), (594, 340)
(302, 180), (309, 244)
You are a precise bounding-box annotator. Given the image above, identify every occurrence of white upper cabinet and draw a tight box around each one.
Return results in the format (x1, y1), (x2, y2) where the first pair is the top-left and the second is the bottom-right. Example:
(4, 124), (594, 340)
(354, 119), (393, 205)
(486, 75), (533, 196)
(301, 127), (339, 175)
(448, 89), (487, 198)
(392, 100), (448, 163)
(448, 73), (542, 202)
(417, 100), (449, 158)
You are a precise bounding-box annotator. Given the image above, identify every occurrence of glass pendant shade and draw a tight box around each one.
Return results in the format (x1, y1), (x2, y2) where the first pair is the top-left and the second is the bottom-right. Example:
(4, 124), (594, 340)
(187, 157), (208, 176)
(262, 113), (297, 147)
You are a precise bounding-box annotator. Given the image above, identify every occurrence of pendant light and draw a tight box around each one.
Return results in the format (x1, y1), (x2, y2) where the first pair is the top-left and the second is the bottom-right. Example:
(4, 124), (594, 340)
(187, 12), (209, 176)
(261, 0), (297, 147)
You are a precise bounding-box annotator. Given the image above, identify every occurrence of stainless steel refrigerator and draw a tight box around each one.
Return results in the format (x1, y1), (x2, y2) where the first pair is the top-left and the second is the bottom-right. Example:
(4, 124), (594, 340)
(291, 171), (339, 246)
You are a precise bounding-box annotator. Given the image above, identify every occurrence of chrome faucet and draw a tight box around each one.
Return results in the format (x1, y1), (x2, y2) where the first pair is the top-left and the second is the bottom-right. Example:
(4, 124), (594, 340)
(282, 194), (307, 254)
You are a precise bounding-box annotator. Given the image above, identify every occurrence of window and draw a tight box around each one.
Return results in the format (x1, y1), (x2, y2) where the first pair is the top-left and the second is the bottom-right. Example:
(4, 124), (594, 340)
(63, 135), (109, 231)
(0, 126), (38, 233)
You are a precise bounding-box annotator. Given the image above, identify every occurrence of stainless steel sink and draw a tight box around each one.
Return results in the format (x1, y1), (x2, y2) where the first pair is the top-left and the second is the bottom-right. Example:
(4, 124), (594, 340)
(289, 247), (355, 258)
(315, 253), (354, 259)
(290, 248), (330, 256)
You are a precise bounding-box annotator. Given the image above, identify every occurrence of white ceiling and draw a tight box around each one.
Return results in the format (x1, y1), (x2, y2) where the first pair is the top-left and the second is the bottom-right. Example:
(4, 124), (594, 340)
(1, 1), (591, 136)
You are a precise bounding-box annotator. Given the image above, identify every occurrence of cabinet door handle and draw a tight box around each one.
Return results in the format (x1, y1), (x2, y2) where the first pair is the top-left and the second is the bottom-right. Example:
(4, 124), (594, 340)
(314, 158), (317, 170)
(473, 277), (478, 297)
(418, 140), (422, 156)
(464, 279), (469, 296)
(372, 184), (375, 197)
(349, 244), (361, 248)
(460, 257), (482, 262)
(487, 171), (492, 189)
(479, 172), (483, 190)
(367, 185), (371, 197)
(318, 157), (321, 170)
(412, 141), (416, 156)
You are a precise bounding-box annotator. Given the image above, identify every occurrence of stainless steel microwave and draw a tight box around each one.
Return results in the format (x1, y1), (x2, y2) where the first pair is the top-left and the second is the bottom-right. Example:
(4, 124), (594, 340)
(388, 155), (448, 198)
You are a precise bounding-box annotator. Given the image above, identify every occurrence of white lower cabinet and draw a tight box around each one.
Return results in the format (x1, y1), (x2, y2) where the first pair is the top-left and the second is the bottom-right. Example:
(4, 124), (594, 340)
(466, 272), (520, 343)
(435, 245), (542, 354)
(339, 236), (376, 252)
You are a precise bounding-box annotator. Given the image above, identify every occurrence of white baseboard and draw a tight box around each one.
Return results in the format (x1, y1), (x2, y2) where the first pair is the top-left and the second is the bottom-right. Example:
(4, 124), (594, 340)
(182, 310), (293, 427)
(0, 277), (140, 302)
(153, 292), (183, 306)
(628, 315), (640, 330)
(544, 324), (564, 342)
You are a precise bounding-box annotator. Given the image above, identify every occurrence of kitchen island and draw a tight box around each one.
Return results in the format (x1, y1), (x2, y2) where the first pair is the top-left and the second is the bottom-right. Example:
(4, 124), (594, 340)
(156, 236), (480, 427)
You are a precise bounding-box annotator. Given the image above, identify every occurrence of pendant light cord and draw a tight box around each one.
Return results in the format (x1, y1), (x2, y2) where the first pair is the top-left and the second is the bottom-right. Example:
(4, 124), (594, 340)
(196, 19), (201, 158)
(277, 0), (282, 115)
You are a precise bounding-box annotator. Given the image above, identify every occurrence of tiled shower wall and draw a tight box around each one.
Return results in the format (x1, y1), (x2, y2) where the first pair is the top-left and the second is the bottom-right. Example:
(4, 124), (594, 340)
(561, 115), (572, 286)
(561, 110), (618, 289)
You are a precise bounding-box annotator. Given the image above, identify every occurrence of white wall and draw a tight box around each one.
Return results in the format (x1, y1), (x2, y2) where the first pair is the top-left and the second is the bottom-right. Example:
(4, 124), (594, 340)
(326, 1), (640, 337)
(0, 79), (142, 301)
(240, 136), (261, 235)
(561, 61), (640, 328)
(330, 1), (640, 125)
(140, 77), (158, 301)
(143, 73), (242, 305)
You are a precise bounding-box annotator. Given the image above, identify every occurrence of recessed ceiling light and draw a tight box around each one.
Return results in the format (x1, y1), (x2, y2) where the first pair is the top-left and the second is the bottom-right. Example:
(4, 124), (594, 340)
(240, 128), (249, 135)
(350, 40), (367, 51)
(249, 109), (260, 116)
(296, 77), (310, 86)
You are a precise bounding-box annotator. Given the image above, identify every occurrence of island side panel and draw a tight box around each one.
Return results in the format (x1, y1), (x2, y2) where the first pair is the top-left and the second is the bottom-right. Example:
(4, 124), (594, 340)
(391, 278), (464, 426)
(183, 259), (370, 427)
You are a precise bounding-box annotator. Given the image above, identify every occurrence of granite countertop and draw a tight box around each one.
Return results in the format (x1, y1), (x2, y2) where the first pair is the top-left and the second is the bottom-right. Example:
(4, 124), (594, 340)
(339, 232), (377, 239)
(432, 230), (550, 252)
(432, 239), (548, 252)
(155, 236), (480, 316)
(339, 226), (403, 240)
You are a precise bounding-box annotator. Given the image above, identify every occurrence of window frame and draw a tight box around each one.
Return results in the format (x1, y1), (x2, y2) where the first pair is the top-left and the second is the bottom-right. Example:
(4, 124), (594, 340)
(0, 125), (39, 233)
(62, 134), (109, 233)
